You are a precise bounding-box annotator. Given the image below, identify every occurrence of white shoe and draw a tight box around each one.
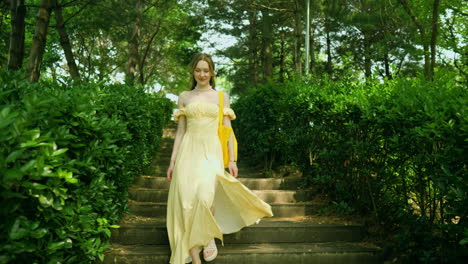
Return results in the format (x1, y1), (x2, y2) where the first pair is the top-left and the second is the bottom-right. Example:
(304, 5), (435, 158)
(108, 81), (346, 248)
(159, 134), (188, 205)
(203, 239), (218, 262)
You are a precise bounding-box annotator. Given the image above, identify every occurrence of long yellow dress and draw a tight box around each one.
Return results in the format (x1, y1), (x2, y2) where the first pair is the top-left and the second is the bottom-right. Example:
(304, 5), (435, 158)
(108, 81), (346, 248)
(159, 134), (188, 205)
(166, 101), (273, 264)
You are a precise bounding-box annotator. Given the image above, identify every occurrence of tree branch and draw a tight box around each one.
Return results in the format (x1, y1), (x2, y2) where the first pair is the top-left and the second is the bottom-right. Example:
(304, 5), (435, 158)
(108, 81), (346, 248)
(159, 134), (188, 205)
(250, 2), (292, 13)
(63, 0), (93, 25)
(397, 0), (426, 37)
(138, 19), (162, 84)
(61, 0), (82, 7)
(448, 7), (468, 17)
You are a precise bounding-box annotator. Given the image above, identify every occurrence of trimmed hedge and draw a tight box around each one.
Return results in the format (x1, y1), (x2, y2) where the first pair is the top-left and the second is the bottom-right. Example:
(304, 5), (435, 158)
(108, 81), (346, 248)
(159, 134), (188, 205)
(232, 70), (467, 263)
(0, 71), (173, 263)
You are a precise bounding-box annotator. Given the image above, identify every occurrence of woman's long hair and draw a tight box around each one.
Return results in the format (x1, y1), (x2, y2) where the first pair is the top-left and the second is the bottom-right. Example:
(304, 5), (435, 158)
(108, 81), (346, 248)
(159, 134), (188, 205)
(189, 53), (216, 90)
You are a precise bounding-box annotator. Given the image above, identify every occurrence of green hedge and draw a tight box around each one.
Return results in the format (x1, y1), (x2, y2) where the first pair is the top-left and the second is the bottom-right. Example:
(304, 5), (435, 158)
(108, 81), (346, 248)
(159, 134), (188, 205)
(232, 70), (467, 263)
(0, 71), (173, 263)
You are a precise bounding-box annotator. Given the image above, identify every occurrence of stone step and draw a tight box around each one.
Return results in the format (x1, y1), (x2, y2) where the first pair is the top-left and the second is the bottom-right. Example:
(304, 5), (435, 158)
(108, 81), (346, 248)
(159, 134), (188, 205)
(128, 200), (322, 218)
(129, 188), (314, 203)
(111, 218), (364, 245)
(148, 165), (270, 178)
(101, 243), (383, 264)
(134, 176), (303, 190)
(148, 160), (273, 178)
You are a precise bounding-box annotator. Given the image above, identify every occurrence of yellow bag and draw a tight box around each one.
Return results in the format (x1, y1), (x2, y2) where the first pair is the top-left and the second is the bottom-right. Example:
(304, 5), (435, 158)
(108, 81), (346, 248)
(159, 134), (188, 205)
(218, 91), (238, 168)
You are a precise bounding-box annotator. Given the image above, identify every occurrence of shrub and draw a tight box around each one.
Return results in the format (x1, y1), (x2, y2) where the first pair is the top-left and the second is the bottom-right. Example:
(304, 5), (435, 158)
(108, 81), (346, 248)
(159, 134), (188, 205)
(232, 70), (467, 263)
(0, 70), (172, 263)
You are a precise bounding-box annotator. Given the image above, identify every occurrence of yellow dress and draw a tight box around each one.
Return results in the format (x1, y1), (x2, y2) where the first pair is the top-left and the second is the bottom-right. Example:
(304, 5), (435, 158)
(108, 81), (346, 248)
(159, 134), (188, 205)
(166, 101), (273, 264)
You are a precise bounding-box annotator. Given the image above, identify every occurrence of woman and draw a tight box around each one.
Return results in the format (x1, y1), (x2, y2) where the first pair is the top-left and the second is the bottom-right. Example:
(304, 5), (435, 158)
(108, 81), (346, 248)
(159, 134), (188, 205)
(166, 53), (273, 264)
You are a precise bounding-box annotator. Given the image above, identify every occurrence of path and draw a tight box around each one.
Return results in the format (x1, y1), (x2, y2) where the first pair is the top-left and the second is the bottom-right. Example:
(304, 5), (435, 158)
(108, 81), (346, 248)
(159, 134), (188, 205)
(101, 122), (383, 263)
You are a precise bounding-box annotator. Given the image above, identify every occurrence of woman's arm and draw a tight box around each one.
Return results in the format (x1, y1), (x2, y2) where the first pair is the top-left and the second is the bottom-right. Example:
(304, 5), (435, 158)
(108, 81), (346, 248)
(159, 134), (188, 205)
(169, 92), (187, 167)
(222, 91), (235, 162)
(223, 91), (238, 177)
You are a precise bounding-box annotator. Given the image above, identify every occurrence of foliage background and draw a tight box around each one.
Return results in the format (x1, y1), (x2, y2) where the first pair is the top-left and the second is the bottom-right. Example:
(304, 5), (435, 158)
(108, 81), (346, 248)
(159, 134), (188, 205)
(1, 0), (467, 263)
(0, 70), (173, 263)
(232, 70), (467, 263)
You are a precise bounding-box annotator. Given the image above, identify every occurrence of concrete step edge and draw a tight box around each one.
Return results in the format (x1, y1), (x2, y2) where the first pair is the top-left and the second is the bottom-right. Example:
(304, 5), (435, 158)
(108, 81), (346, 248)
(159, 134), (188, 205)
(115, 219), (364, 228)
(135, 176), (303, 181)
(129, 188), (305, 193)
(127, 200), (323, 206)
(105, 242), (382, 255)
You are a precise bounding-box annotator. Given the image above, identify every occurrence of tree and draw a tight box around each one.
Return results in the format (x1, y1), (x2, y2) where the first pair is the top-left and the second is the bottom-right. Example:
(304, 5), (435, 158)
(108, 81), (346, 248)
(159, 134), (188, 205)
(7, 0), (26, 70)
(438, 0), (467, 82)
(2, 0), (202, 87)
(3, 0), (463, 87)
(397, 0), (442, 80)
(54, 0), (80, 78)
(27, 0), (54, 82)
(260, 8), (273, 81)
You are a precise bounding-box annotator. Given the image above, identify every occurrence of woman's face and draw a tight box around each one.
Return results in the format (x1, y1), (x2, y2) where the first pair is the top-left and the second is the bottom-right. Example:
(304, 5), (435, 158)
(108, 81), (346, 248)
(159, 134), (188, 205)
(194, 60), (212, 87)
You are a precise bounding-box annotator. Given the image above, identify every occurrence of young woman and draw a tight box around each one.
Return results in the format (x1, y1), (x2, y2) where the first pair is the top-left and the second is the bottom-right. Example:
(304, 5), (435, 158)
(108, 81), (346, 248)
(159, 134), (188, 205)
(166, 53), (273, 264)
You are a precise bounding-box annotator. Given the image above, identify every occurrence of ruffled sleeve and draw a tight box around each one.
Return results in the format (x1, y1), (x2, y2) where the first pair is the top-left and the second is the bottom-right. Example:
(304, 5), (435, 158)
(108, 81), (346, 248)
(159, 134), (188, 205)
(223, 107), (236, 120)
(173, 108), (186, 121)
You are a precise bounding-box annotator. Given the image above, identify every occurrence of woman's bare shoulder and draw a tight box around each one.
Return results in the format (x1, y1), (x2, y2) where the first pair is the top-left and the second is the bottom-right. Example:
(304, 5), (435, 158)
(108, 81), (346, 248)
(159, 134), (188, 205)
(178, 91), (192, 105)
(180, 90), (191, 97)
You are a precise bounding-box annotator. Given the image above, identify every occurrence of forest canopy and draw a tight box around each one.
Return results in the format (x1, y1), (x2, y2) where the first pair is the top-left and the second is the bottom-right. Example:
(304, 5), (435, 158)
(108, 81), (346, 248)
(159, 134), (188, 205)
(1, 0), (466, 93)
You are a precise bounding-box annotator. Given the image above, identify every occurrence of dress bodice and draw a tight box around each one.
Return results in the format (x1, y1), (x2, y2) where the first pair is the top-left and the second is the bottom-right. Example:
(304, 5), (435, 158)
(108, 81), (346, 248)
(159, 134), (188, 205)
(173, 101), (236, 136)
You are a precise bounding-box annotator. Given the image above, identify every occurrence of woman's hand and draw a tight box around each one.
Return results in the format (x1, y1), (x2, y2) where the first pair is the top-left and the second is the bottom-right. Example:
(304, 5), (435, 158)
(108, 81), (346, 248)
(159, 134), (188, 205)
(167, 163), (174, 181)
(228, 161), (238, 178)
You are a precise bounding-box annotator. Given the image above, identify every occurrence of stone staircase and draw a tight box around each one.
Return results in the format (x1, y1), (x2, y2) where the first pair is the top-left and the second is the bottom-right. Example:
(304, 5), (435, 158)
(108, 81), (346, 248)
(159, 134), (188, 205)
(101, 122), (383, 263)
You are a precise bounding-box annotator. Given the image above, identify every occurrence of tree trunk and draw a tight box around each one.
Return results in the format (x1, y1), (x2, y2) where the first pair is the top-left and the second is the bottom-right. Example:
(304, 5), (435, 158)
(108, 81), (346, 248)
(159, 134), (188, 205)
(384, 52), (392, 80)
(423, 43), (431, 79)
(293, 0), (302, 75)
(325, 25), (333, 76)
(55, 1), (80, 78)
(248, 8), (259, 86)
(126, 0), (142, 84)
(429, 0), (441, 80)
(261, 9), (273, 82)
(309, 21), (316, 74)
(279, 30), (285, 83)
(363, 34), (372, 80)
(8, 0), (26, 70)
(27, 0), (53, 82)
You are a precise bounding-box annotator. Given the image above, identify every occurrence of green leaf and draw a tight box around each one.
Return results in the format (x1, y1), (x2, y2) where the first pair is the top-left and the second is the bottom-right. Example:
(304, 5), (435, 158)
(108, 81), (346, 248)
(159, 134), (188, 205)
(39, 195), (54, 207)
(52, 148), (68, 156)
(0, 116), (16, 129)
(20, 159), (36, 172)
(4, 168), (24, 182)
(5, 150), (24, 163)
(79, 205), (92, 213)
(52, 199), (63, 211)
(56, 168), (78, 183)
(9, 217), (28, 240)
(103, 228), (111, 238)
(1, 191), (26, 199)
(47, 241), (65, 251)
(31, 228), (48, 239)
(94, 237), (101, 247)
(32, 183), (48, 190)
(459, 238), (468, 246)
(65, 238), (73, 248)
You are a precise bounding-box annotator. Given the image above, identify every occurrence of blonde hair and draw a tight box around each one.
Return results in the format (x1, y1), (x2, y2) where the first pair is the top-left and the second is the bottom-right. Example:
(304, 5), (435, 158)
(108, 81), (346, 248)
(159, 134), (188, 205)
(189, 53), (216, 90)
